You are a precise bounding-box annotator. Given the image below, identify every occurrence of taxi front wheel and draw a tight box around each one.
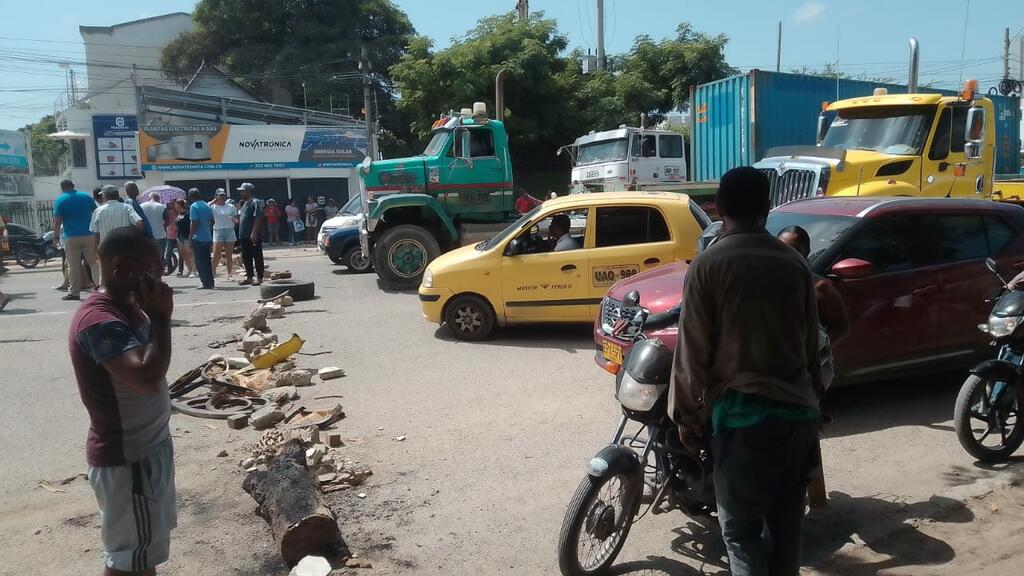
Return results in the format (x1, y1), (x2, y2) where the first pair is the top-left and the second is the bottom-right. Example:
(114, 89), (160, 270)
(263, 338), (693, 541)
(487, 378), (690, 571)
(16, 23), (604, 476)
(444, 294), (496, 341)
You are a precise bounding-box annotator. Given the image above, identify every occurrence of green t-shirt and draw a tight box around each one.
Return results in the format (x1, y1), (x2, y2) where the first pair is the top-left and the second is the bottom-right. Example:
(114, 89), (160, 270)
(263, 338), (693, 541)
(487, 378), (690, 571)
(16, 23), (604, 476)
(711, 390), (819, 435)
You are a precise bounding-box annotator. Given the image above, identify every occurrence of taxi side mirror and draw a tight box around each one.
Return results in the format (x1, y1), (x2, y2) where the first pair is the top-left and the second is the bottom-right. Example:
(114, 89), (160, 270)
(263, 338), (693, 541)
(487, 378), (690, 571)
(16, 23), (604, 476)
(506, 238), (522, 256)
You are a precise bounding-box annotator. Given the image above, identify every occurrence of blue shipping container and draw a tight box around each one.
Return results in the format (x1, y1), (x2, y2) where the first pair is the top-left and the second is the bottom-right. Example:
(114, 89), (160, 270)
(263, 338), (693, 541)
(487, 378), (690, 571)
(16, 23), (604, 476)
(691, 70), (1021, 181)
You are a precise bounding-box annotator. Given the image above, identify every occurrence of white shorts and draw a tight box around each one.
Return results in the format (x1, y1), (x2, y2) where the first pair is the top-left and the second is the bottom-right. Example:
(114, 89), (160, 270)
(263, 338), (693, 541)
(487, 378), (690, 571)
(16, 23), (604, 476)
(87, 439), (177, 572)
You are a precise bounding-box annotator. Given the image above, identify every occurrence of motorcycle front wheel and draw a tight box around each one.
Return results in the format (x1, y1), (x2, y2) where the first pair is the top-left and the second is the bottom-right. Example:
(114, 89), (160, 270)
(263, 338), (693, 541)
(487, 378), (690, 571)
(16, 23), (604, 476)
(557, 473), (637, 576)
(16, 248), (40, 269)
(954, 375), (1023, 462)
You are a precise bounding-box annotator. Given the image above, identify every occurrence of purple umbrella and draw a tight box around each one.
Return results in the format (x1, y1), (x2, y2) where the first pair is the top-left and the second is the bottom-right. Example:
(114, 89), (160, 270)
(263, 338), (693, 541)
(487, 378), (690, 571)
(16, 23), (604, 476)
(143, 185), (186, 204)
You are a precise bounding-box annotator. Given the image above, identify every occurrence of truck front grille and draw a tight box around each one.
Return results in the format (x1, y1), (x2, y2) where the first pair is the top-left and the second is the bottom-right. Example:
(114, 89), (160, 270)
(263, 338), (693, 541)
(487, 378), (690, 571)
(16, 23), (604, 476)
(760, 168), (818, 207)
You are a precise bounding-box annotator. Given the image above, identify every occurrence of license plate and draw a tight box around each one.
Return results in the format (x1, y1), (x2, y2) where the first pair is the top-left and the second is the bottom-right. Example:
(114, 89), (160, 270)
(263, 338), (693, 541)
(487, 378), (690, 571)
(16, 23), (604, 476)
(602, 341), (624, 365)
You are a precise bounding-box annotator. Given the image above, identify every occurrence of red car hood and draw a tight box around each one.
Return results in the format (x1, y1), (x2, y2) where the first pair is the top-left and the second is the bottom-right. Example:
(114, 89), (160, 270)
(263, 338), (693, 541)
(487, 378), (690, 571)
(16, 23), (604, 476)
(606, 261), (688, 313)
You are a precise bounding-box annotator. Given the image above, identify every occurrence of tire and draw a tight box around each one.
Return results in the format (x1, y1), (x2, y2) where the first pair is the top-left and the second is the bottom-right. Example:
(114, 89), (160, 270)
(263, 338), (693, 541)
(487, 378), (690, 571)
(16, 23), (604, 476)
(328, 250), (345, 265)
(165, 252), (179, 276)
(372, 225), (440, 289)
(16, 248), (40, 269)
(259, 278), (315, 301)
(443, 294), (496, 341)
(954, 375), (1024, 463)
(557, 473), (637, 576)
(344, 245), (373, 273)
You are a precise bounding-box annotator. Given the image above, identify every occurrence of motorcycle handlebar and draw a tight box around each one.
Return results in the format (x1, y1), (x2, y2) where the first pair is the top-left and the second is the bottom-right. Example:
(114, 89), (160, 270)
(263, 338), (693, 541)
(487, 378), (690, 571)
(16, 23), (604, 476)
(642, 304), (681, 330)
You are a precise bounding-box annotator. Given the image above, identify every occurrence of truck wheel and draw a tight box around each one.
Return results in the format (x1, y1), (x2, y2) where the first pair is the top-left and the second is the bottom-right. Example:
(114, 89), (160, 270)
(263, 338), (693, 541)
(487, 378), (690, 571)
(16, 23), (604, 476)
(259, 278), (315, 301)
(328, 251), (345, 265)
(444, 294), (495, 341)
(344, 246), (372, 273)
(373, 225), (440, 288)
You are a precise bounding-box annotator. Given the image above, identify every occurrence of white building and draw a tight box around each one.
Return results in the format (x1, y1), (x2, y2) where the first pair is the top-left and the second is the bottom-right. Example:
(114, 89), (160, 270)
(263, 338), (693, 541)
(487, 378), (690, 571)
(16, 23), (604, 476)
(48, 12), (364, 209)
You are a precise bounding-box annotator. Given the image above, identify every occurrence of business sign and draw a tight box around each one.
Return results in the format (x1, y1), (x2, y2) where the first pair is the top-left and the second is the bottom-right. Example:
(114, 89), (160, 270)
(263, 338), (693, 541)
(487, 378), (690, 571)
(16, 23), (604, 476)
(93, 114), (140, 180)
(0, 129), (32, 196)
(139, 124), (367, 172)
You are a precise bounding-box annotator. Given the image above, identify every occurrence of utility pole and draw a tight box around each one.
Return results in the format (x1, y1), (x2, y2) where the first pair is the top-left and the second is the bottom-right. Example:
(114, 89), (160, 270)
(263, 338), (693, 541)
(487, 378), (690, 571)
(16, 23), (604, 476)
(1019, 36), (1023, 81)
(596, 0), (605, 71)
(1004, 27), (1010, 82)
(360, 46), (376, 161)
(302, 82), (308, 109)
(776, 21), (782, 73)
(515, 0), (528, 21)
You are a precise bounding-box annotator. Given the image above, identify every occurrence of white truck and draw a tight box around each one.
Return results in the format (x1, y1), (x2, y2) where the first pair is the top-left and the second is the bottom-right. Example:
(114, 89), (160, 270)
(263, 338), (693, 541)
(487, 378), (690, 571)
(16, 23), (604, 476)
(560, 126), (687, 193)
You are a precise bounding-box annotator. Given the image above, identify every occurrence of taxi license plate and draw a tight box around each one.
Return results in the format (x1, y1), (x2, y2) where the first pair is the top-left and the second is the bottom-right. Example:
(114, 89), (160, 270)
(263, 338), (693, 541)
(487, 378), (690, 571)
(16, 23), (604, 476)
(602, 341), (624, 365)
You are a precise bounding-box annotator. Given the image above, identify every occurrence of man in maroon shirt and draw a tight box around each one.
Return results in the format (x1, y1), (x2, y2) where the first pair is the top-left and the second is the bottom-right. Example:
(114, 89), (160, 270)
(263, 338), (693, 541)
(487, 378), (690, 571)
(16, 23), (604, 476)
(68, 226), (175, 575)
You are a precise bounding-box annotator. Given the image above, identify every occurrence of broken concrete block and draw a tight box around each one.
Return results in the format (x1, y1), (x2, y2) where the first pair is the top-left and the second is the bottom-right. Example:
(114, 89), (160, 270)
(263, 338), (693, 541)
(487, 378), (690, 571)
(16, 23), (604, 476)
(328, 433), (343, 448)
(289, 556), (332, 576)
(309, 428), (321, 445)
(318, 367), (345, 381)
(305, 444), (327, 466)
(243, 311), (268, 331)
(261, 386), (298, 405)
(278, 295), (294, 307)
(262, 303), (286, 319)
(276, 369), (313, 387)
(226, 357), (250, 369)
(273, 360), (296, 372)
(227, 414), (248, 430)
(240, 457), (256, 469)
(250, 406), (285, 430)
(317, 472), (336, 484)
(345, 557), (372, 569)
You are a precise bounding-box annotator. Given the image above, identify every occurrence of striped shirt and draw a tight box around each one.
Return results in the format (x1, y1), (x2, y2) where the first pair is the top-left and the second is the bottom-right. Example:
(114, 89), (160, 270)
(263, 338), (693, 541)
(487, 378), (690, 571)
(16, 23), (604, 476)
(90, 200), (142, 242)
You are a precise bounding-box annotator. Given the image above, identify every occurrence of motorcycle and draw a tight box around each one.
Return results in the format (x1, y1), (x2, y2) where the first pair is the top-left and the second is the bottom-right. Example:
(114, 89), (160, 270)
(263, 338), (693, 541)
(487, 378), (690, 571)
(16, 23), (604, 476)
(557, 290), (713, 576)
(14, 231), (59, 269)
(954, 257), (1024, 462)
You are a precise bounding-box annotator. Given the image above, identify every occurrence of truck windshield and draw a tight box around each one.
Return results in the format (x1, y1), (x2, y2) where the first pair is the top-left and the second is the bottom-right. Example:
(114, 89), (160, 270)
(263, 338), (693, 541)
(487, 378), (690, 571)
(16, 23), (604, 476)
(766, 212), (857, 263)
(822, 105), (935, 155)
(422, 131), (450, 156)
(479, 205), (543, 251)
(577, 138), (629, 165)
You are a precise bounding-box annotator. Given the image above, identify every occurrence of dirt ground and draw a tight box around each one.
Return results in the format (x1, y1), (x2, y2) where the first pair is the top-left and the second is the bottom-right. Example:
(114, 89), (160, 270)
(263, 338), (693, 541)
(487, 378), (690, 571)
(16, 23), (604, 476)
(0, 248), (1022, 575)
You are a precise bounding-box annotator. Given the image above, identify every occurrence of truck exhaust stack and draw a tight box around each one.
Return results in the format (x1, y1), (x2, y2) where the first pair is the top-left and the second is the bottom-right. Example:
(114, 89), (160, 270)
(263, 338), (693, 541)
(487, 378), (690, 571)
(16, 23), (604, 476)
(908, 38), (919, 94)
(495, 69), (506, 122)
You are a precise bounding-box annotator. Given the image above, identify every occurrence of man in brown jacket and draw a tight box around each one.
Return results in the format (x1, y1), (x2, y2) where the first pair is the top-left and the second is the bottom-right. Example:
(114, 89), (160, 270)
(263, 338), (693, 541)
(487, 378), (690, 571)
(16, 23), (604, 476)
(669, 166), (822, 576)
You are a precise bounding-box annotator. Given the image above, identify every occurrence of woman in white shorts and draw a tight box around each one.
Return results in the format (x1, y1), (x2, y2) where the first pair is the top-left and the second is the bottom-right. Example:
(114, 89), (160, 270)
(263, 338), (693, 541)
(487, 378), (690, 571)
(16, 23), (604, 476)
(210, 188), (238, 278)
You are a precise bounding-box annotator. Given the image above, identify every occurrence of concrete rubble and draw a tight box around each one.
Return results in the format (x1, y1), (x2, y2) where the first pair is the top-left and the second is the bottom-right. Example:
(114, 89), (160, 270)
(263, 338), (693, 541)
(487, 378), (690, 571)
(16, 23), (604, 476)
(289, 556), (332, 576)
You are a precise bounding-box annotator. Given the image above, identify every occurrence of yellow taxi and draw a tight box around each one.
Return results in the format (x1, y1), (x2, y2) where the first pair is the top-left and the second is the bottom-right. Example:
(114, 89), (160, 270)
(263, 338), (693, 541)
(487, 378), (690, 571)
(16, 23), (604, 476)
(418, 191), (709, 340)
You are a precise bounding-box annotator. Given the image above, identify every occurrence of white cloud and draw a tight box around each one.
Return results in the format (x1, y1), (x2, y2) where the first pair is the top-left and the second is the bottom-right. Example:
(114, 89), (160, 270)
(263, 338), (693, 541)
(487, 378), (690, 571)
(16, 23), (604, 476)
(794, 1), (826, 24)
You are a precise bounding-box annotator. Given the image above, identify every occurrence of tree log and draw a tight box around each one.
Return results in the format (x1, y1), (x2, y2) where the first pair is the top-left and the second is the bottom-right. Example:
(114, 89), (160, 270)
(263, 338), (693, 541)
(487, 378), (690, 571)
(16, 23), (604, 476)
(242, 439), (341, 565)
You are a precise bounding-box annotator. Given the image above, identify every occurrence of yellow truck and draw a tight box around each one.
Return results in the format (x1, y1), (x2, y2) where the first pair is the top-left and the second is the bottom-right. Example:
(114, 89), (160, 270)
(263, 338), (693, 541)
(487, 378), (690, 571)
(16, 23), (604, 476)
(754, 79), (1024, 204)
(417, 191), (708, 340)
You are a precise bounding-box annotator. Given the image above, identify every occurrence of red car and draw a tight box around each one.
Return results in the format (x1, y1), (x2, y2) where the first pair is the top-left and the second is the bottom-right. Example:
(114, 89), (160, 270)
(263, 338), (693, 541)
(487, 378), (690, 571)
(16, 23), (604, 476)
(595, 197), (1024, 385)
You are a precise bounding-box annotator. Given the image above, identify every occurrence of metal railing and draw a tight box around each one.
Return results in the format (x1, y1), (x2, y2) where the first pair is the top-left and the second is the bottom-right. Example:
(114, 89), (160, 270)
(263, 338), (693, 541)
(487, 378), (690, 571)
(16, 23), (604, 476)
(0, 200), (56, 233)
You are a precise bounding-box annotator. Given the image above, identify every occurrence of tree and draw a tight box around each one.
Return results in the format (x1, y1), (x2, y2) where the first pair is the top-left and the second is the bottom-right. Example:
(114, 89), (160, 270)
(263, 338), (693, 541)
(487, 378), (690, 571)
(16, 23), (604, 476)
(161, 0), (415, 114)
(791, 63), (897, 84)
(391, 13), (734, 171)
(22, 115), (67, 176)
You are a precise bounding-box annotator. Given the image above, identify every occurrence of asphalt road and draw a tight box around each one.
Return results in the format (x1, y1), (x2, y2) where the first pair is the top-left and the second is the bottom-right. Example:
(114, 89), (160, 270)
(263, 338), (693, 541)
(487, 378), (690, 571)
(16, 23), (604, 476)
(0, 247), (1021, 575)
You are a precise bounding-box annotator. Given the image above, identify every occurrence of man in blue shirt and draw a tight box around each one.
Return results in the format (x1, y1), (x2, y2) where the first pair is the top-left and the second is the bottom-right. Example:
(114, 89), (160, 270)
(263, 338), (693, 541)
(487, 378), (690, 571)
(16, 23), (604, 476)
(188, 188), (215, 289)
(124, 181), (153, 237)
(53, 178), (100, 300)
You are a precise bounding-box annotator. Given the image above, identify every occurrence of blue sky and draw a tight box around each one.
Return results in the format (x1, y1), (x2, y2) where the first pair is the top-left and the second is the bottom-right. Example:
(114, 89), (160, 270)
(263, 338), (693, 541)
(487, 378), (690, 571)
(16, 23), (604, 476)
(1, 0), (1022, 129)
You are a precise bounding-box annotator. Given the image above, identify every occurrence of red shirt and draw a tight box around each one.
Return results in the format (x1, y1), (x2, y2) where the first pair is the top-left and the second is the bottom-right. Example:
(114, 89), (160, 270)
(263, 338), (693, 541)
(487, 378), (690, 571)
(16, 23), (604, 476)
(264, 205), (282, 224)
(515, 195), (541, 214)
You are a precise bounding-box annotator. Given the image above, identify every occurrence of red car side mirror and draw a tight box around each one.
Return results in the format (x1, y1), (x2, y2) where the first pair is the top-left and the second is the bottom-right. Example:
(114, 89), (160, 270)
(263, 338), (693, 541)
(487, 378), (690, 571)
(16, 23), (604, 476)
(831, 258), (874, 280)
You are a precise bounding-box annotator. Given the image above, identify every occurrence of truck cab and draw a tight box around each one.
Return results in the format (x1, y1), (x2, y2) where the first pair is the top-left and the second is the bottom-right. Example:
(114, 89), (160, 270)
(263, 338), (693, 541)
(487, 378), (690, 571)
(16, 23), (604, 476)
(564, 127), (687, 193)
(754, 82), (998, 206)
(359, 103), (515, 287)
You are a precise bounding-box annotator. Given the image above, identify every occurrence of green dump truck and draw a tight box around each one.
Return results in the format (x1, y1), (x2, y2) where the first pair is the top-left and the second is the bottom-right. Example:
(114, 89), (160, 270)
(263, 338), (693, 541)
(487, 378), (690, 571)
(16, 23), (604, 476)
(358, 103), (518, 288)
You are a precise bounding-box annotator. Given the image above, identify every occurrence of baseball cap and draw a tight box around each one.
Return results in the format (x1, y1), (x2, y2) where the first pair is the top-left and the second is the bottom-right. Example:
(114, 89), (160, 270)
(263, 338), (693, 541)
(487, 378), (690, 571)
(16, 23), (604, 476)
(237, 182), (255, 191)
(215, 188), (227, 196)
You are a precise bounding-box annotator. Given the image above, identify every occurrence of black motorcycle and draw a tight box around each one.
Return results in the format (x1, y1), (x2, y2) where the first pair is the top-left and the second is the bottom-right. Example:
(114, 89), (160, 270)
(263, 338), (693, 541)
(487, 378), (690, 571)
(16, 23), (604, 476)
(954, 257), (1024, 462)
(557, 291), (713, 576)
(13, 231), (59, 269)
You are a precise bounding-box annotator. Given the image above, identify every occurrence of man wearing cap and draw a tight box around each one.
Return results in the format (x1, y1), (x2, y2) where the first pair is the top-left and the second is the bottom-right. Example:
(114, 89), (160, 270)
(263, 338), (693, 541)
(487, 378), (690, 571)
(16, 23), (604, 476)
(53, 178), (100, 301)
(235, 182), (266, 286)
(91, 186), (144, 245)
(124, 182), (153, 237)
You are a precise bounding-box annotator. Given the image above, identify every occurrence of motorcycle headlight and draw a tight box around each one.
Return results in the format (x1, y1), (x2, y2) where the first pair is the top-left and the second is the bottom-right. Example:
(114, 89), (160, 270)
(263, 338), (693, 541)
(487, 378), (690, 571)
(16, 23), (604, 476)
(987, 315), (1021, 338)
(615, 370), (666, 412)
(421, 268), (433, 289)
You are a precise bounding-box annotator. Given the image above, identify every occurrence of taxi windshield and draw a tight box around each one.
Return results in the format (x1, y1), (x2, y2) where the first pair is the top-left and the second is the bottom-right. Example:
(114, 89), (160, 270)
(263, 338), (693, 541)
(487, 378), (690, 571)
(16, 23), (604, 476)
(479, 205), (543, 250)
